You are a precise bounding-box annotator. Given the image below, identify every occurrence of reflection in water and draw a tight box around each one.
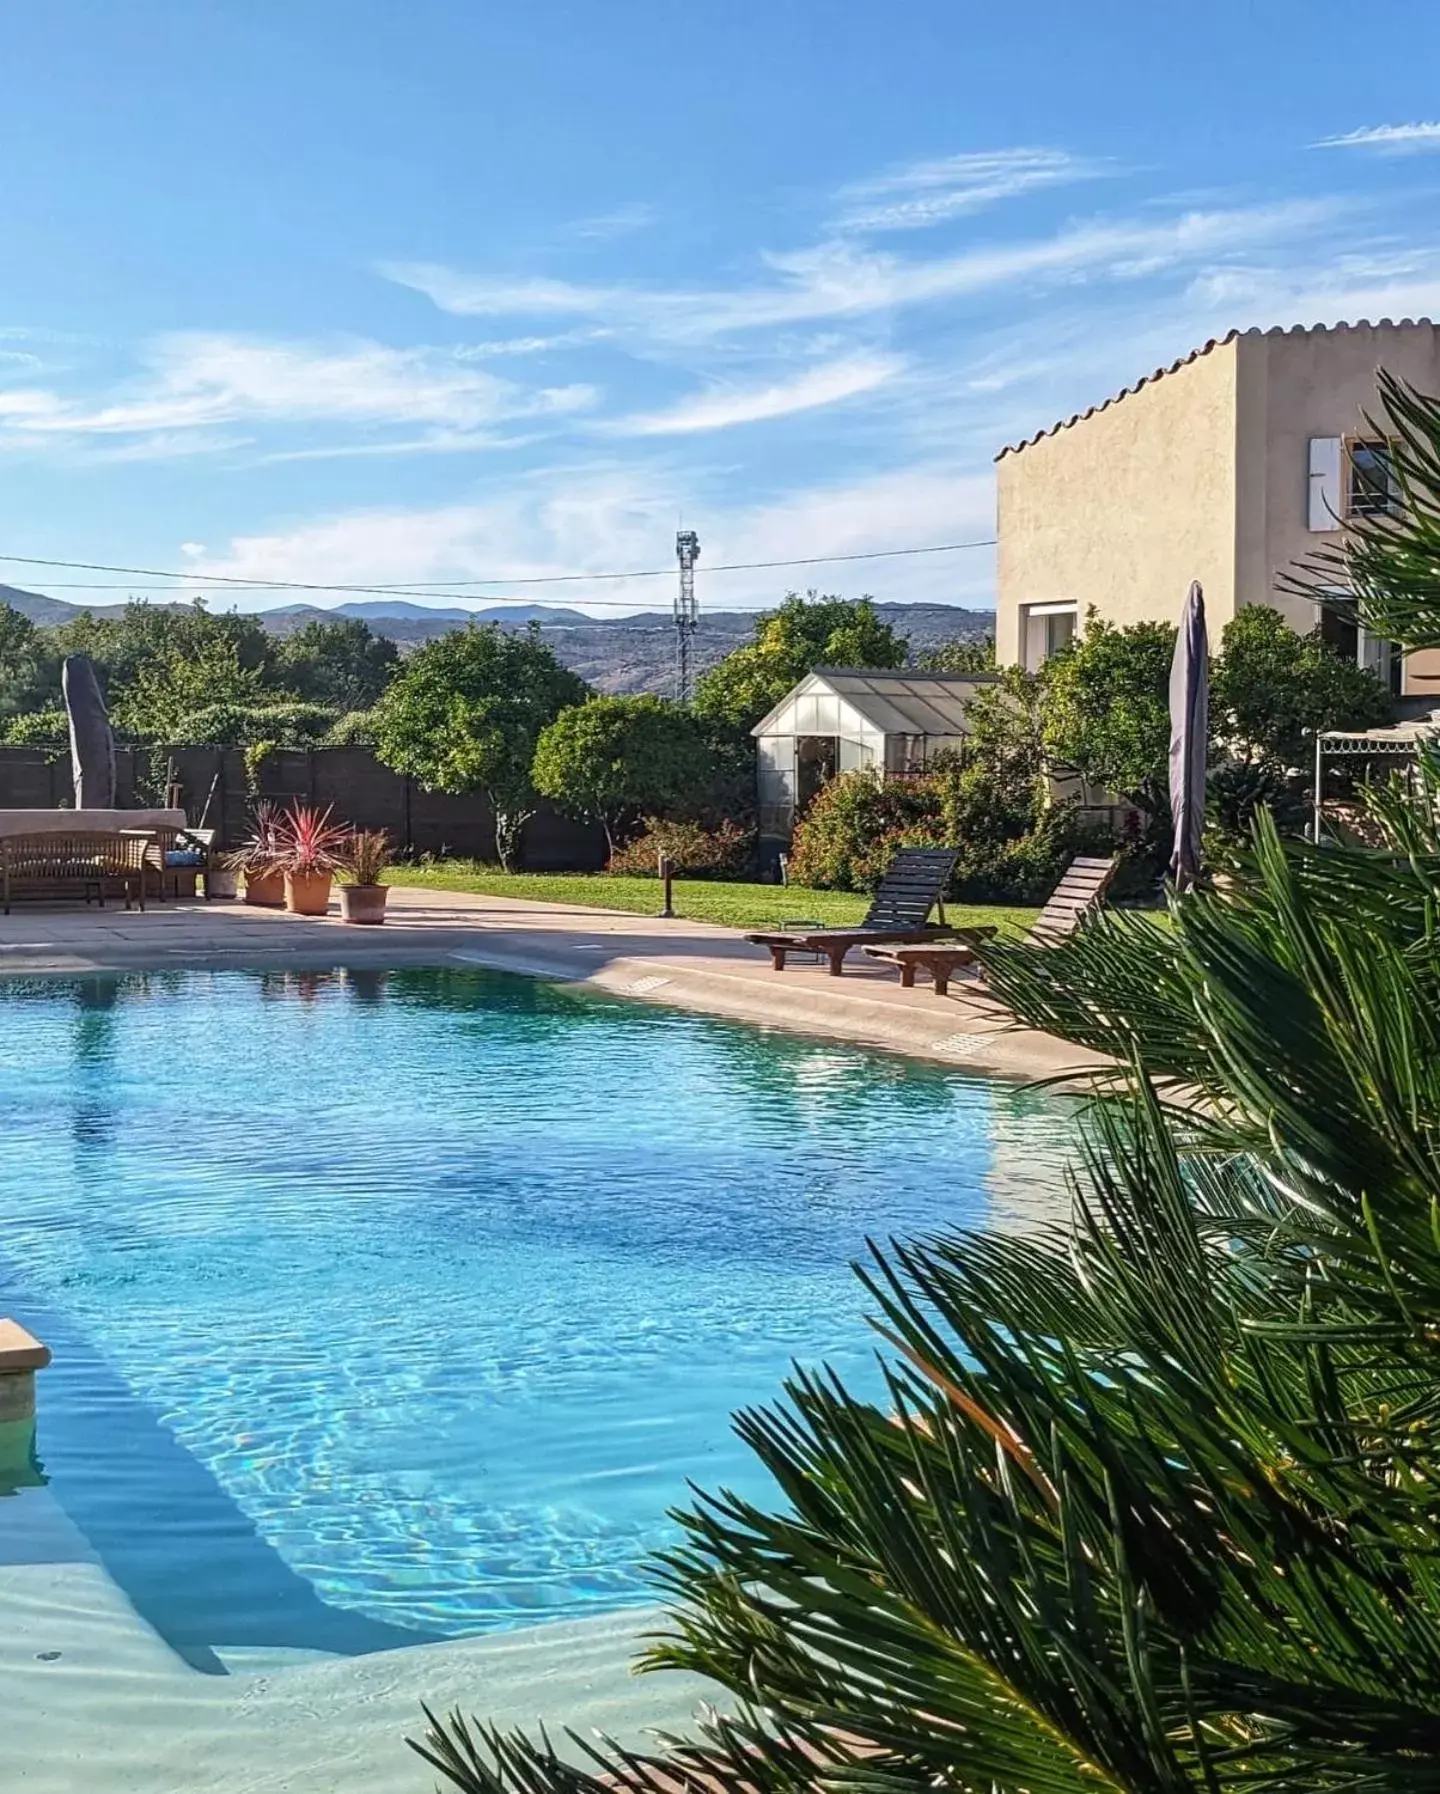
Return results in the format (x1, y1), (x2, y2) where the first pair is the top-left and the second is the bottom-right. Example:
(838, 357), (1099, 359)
(258, 969), (343, 1004)
(70, 977), (119, 1161)
(985, 1085), (1083, 1237)
(342, 968), (389, 1006)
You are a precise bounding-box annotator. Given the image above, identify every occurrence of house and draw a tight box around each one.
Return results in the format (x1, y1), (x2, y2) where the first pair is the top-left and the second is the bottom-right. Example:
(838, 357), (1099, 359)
(752, 667), (991, 847)
(995, 319), (1440, 696)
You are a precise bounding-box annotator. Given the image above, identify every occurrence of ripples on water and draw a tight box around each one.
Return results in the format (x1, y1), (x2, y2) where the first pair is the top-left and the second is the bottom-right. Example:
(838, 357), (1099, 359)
(0, 967), (1076, 1662)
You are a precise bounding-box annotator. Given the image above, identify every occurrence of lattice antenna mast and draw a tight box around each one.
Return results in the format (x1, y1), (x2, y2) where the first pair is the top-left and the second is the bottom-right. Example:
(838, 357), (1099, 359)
(674, 529), (701, 701)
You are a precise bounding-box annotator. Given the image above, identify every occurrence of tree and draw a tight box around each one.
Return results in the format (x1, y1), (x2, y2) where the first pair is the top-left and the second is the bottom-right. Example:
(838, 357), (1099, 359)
(1043, 613), (1174, 813)
(692, 592), (908, 733)
(48, 600), (277, 701)
(1212, 604), (1394, 768)
(111, 636), (271, 743)
(373, 625), (588, 870)
(963, 662), (1049, 785)
(532, 695), (715, 856)
(915, 635), (996, 673)
(0, 603), (54, 721)
(274, 618), (399, 713)
(414, 376), (1440, 1794)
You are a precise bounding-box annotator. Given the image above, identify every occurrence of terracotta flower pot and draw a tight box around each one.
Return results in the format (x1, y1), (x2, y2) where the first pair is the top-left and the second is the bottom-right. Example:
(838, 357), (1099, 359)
(338, 883), (389, 925)
(243, 869), (286, 907)
(284, 871), (334, 916)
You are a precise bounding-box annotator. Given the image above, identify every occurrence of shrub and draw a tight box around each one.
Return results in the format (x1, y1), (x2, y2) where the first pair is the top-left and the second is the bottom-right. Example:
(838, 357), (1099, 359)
(164, 699), (337, 747)
(787, 763), (1114, 904)
(607, 817), (753, 880)
(322, 707), (381, 748)
(2, 705), (69, 749)
(784, 771), (936, 891)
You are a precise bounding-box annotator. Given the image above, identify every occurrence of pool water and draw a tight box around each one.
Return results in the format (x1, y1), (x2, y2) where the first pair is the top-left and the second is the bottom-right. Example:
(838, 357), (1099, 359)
(0, 967), (1072, 1669)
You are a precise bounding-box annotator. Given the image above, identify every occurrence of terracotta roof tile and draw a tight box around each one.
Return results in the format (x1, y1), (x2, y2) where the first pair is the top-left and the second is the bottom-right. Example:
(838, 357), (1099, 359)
(994, 318), (1438, 459)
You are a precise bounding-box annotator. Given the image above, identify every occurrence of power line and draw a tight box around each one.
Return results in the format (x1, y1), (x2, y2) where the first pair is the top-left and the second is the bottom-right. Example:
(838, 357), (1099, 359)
(0, 535), (997, 606)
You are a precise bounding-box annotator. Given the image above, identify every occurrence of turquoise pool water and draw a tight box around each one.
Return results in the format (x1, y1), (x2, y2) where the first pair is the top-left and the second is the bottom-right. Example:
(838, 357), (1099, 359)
(0, 967), (1072, 1670)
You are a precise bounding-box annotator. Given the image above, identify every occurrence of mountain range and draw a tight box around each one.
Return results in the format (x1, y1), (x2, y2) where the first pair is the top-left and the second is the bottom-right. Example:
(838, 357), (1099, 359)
(0, 585), (995, 695)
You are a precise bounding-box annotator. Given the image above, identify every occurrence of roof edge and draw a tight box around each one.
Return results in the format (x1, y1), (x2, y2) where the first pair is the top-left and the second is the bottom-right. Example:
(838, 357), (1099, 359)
(995, 318), (1439, 460)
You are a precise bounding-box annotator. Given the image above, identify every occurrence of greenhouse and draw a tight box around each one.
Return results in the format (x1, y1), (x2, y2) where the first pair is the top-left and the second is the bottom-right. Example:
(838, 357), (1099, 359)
(752, 667), (992, 843)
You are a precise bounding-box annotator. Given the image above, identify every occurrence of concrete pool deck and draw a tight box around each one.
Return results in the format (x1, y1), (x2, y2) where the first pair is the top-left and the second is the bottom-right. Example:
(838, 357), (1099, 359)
(0, 883), (1105, 1083)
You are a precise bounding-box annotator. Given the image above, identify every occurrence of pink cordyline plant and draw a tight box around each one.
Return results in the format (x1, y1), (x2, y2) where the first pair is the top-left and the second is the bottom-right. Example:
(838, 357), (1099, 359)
(274, 803), (352, 877)
(225, 799), (285, 877)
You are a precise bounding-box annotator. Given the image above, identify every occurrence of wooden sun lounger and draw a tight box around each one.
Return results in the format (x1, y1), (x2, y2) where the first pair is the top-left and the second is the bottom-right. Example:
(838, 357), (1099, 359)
(1, 831), (149, 915)
(1026, 855), (1119, 943)
(747, 846), (960, 977)
(862, 926), (998, 996)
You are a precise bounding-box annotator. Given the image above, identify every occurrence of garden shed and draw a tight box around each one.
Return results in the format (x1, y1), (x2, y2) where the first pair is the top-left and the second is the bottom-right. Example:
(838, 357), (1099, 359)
(752, 667), (993, 844)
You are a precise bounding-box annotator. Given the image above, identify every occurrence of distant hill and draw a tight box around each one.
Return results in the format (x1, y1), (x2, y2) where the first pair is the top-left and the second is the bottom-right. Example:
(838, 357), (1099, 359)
(0, 583), (85, 626)
(0, 585), (995, 696)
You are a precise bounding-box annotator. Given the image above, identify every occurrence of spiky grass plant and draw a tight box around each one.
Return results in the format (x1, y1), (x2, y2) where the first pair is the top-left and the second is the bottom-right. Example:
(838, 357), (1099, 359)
(412, 375), (1440, 1793)
(341, 828), (392, 886)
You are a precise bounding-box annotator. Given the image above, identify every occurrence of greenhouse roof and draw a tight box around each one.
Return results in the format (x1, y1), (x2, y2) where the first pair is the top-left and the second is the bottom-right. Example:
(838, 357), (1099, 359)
(751, 667), (994, 739)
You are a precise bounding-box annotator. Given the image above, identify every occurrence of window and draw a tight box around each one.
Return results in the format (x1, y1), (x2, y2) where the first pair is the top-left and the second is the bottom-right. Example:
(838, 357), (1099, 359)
(1348, 439), (1400, 519)
(1021, 602), (1077, 671)
(1318, 605), (1402, 696)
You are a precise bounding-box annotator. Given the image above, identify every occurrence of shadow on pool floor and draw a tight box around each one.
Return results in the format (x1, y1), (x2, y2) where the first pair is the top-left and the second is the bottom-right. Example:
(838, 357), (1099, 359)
(0, 1273), (444, 1674)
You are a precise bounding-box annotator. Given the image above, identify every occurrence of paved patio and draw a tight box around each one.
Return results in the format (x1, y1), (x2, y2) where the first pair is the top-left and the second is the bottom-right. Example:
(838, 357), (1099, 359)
(0, 884), (1101, 1082)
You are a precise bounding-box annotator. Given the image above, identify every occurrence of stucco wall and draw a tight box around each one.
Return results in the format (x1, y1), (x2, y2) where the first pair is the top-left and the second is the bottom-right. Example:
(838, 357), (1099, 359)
(995, 338), (1240, 664)
(1246, 323), (1440, 665)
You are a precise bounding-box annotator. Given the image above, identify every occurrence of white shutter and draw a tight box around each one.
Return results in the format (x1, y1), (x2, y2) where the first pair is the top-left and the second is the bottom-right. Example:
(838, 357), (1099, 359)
(1308, 437), (1343, 531)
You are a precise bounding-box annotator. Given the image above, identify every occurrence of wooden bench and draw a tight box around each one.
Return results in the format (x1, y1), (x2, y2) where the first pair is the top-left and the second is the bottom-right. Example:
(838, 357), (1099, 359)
(863, 927), (998, 996)
(1, 831), (149, 914)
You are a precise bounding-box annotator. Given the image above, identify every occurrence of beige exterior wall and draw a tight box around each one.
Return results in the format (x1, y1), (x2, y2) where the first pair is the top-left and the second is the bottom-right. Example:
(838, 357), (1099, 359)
(997, 321), (1440, 696)
(1245, 323), (1440, 693)
(996, 339), (1241, 666)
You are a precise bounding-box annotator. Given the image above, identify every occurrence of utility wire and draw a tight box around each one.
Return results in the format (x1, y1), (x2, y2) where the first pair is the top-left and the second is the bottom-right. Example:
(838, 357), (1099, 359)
(0, 536), (997, 606)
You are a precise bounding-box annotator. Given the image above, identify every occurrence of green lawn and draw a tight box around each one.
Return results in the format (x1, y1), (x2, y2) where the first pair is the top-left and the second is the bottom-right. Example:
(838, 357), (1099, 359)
(389, 864), (1041, 937)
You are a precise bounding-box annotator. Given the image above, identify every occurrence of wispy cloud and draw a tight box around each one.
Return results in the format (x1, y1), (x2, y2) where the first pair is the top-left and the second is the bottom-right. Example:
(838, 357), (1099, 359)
(612, 354), (904, 435)
(1314, 122), (1440, 154)
(0, 333), (599, 456)
(382, 196), (1343, 342)
(834, 146), (1107, 233)
(569, 201), (657, 240)
(453, 329), (613, 358)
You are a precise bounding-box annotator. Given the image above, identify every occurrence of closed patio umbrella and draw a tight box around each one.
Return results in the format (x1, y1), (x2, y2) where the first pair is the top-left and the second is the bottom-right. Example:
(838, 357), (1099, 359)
(1168, 580), (1208, 892)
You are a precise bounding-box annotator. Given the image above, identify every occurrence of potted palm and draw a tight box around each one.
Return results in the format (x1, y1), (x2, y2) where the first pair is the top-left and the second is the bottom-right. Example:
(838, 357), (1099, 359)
(228, 801), (286, 906)
(275, 803), (350, 916)
(338, 830), (392, 924)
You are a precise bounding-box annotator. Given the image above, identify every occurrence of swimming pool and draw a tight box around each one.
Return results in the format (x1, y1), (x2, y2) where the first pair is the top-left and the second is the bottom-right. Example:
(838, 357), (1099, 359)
(0, 966), (1073, 1673)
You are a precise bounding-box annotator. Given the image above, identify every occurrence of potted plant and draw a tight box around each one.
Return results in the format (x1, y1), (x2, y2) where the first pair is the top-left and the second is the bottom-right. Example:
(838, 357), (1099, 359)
(338, 830), (392, 924)
(275, 802), (351, 916)
(228, 801), (285, 906)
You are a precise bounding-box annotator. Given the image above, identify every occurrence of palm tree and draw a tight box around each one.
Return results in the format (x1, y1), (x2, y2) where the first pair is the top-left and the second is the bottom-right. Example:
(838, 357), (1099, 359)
(414, 379), (1440, 1793)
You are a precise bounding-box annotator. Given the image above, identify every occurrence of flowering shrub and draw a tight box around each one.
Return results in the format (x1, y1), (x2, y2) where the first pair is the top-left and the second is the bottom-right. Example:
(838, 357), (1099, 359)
(784, 773), (935, 890)
(787, 765), (1114, 904)
(606, 816), (753, 880)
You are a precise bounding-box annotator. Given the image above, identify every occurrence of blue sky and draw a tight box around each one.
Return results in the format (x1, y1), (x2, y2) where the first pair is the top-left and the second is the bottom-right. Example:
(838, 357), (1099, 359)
(3, 0), (1440, 616)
